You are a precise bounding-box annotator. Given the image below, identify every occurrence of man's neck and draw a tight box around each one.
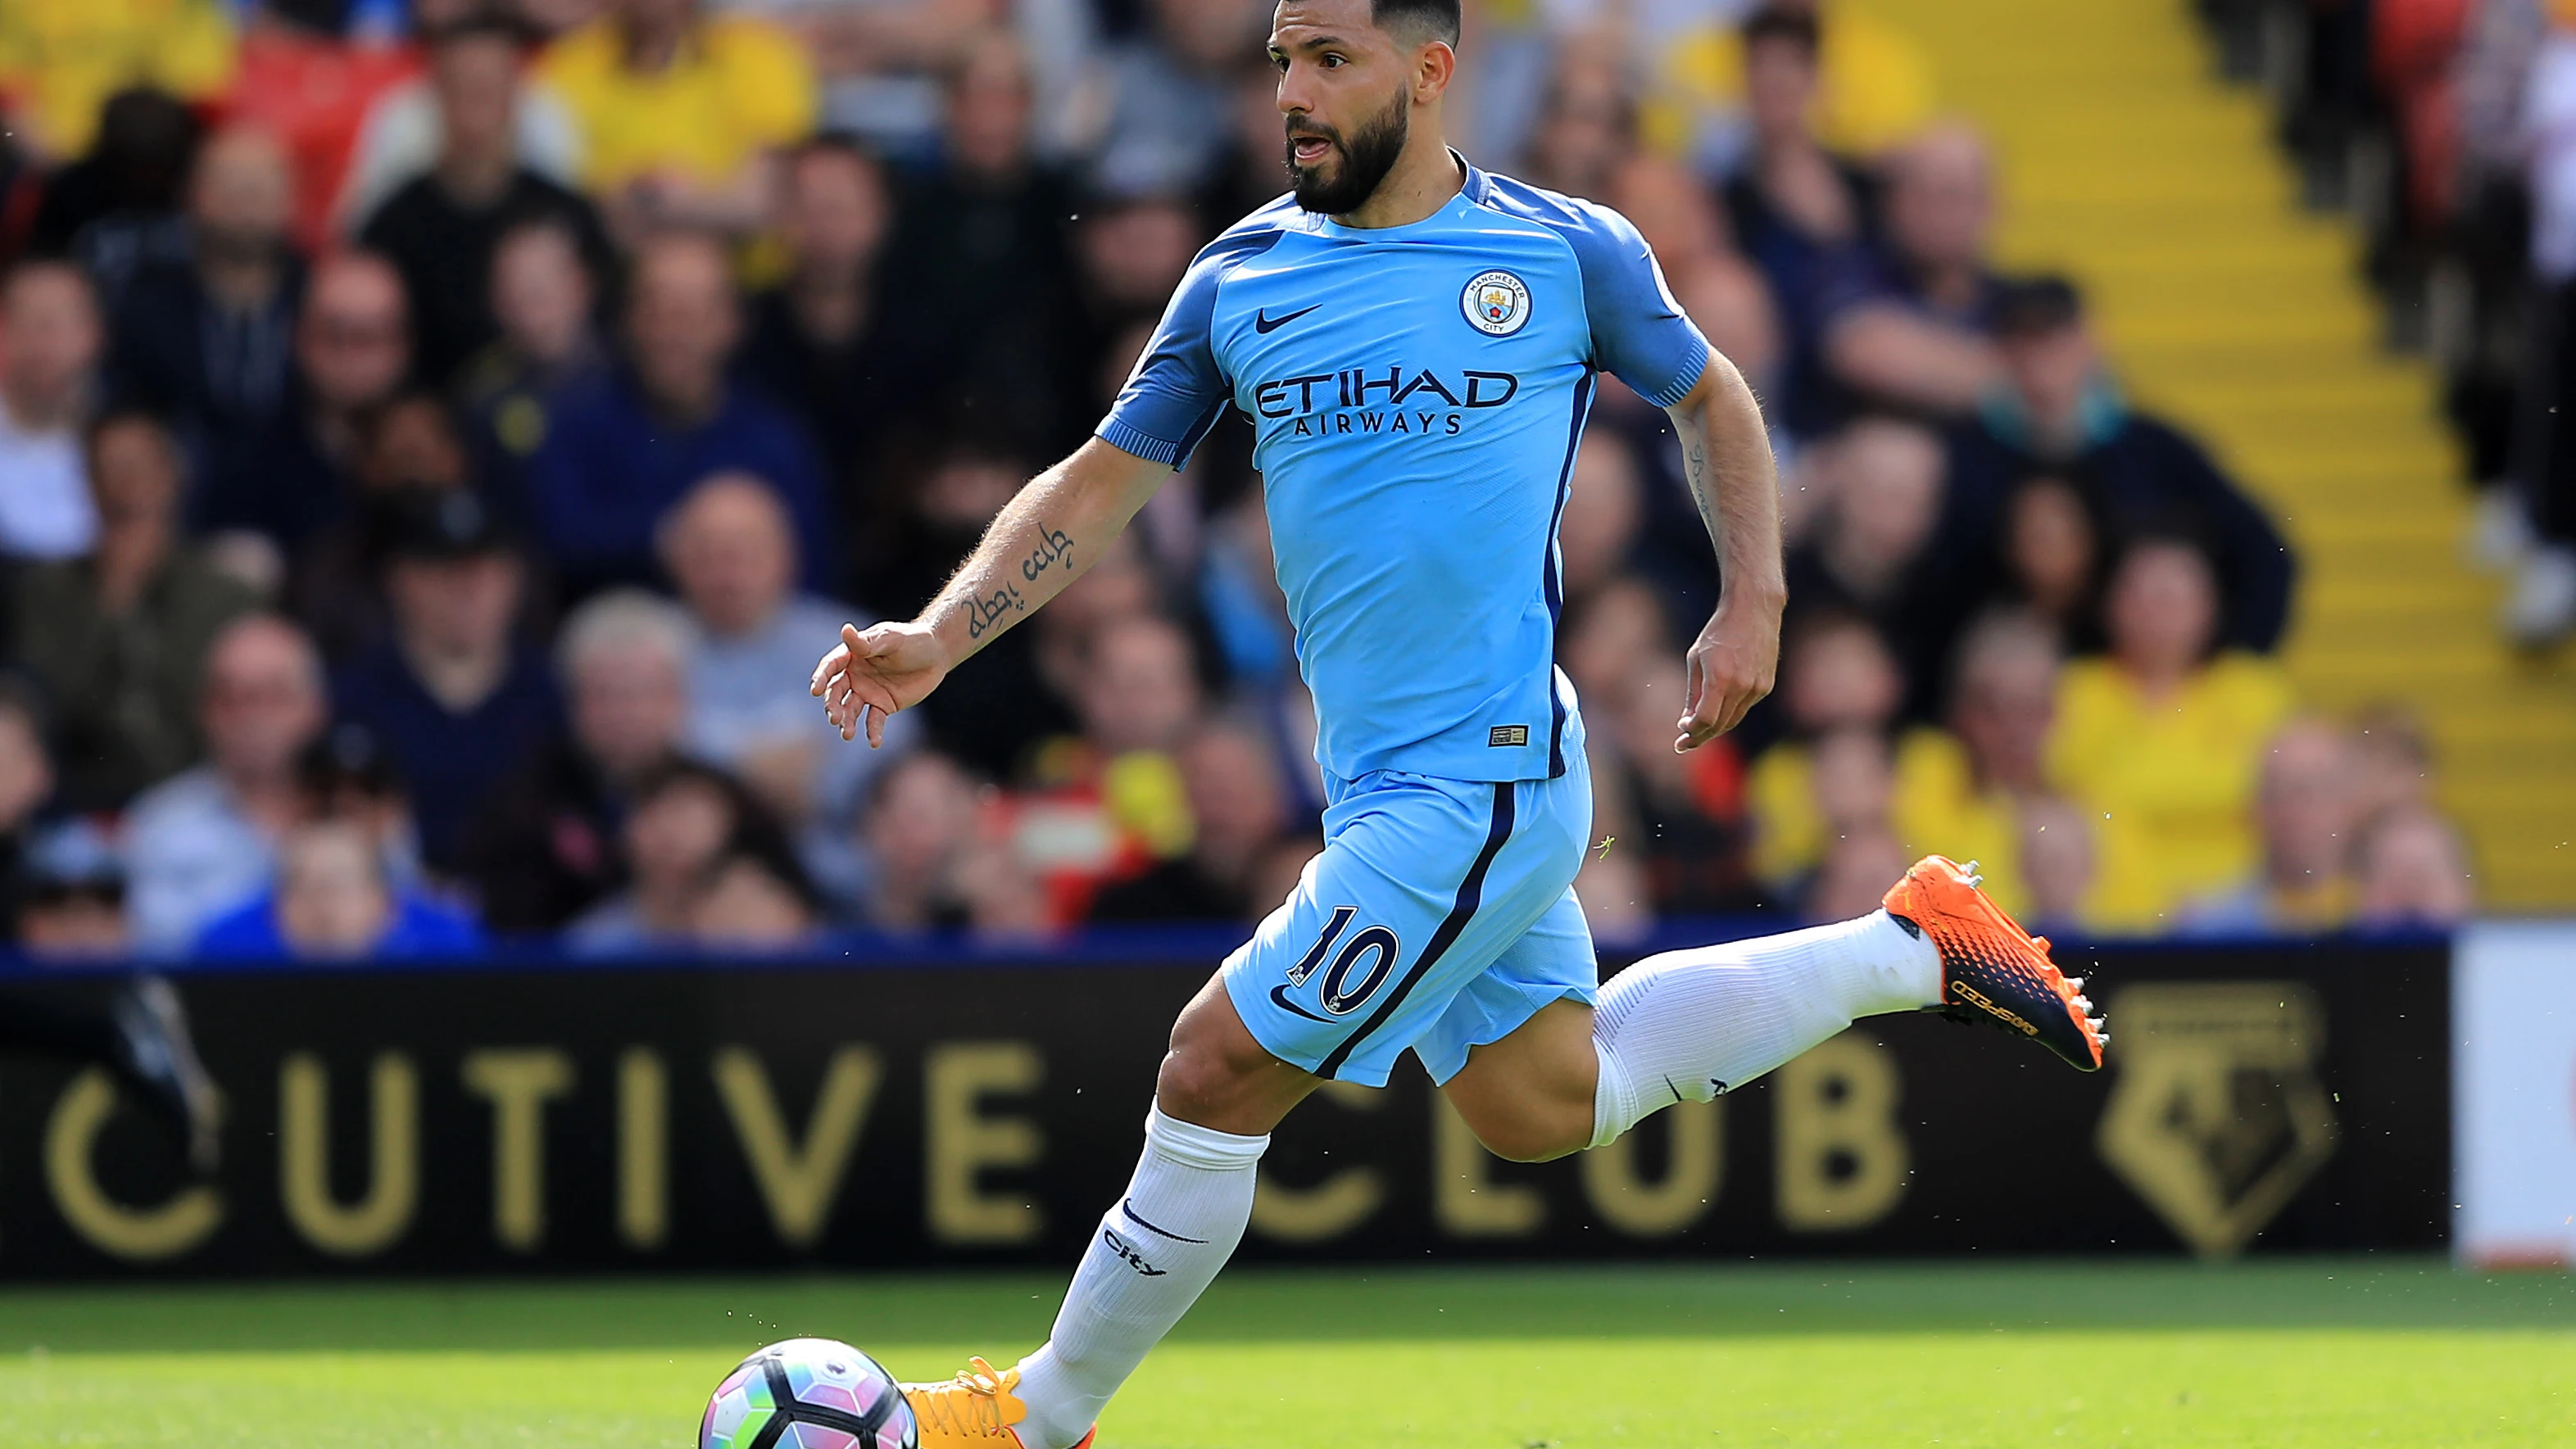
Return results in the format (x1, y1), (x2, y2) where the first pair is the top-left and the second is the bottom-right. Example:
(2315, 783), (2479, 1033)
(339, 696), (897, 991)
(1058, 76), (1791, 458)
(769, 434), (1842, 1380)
(93, 520), (172, 612)
(1332, 134), (1464, 230)
(524, 327), (596, 379)
(2, 379), (82, 433)
(404, 636), (511, 714)
(2027, 405), (2086, 460)
(704, 600), (780, 642)
(1756, 129), (1821, 167)
(1822, 541), (1901, 603)
(306, 400), (366, 461)
(2121, 656), (2191, 706)
(224, 767), (302, 832)
(199, 249), (281, 314)
(791, 266), (872, 346)
(646, 375), (723, 427)
(435, 147), (518, 211)
(637, 880), (696, 931)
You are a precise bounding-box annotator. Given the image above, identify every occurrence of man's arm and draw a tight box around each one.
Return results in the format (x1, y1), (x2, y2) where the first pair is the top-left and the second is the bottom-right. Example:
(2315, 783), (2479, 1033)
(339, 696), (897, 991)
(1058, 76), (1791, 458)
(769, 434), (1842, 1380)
(1666, 351), (1789, 751)
(810, 437), (1171, 745)
(1821, 304), (2002, 415)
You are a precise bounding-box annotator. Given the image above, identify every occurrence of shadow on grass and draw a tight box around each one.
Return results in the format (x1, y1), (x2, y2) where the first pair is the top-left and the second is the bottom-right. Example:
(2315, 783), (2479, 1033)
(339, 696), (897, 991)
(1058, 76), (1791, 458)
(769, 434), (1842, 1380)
(0, 1258), (2565, 1356)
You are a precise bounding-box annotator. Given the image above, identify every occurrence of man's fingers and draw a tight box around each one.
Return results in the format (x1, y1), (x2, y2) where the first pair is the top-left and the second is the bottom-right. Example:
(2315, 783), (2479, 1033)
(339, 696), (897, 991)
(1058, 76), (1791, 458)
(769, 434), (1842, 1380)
(814, 623), (868, 695)
(865, 703), (886, 749)
(1675, 670), (1762, 750)
(810, 644), (848, 695)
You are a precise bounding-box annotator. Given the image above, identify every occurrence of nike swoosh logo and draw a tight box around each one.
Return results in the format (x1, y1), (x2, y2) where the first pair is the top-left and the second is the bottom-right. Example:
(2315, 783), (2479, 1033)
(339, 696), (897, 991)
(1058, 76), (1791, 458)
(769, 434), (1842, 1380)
(1255, 305), (1322, 334)
(1270, 985), (1335, 1022)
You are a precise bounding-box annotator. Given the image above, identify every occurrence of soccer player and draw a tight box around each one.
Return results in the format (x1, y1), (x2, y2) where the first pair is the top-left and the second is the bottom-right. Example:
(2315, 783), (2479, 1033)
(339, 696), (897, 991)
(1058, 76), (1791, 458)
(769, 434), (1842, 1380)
(810, 4), (2106, 1444)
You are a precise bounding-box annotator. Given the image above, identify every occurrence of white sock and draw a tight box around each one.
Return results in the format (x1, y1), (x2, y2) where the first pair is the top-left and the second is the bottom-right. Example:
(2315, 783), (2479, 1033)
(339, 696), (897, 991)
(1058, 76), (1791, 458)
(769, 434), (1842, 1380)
(1590, 909), (1942, 1148)
(1012, 1107), (1266, 1449)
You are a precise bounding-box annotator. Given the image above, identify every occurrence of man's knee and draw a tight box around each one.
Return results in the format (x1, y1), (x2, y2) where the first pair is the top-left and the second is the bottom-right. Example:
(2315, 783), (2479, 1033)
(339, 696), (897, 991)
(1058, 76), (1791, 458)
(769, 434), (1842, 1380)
(1155, 1024), (1261, 1122)
(1154, 977), (1316, 1134)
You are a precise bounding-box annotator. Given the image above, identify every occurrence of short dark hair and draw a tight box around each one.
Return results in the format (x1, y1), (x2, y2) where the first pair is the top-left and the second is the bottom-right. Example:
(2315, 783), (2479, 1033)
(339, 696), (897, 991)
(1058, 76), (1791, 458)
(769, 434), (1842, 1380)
(1993, 274), (2086, 339)
(1373, 0), (1462, 46)
(1742, 7), (1821, 54)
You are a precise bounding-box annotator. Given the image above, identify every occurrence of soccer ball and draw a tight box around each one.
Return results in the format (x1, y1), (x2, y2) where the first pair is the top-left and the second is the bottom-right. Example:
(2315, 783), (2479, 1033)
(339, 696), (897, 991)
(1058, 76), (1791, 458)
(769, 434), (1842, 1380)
(701, 1338), (918, 1449)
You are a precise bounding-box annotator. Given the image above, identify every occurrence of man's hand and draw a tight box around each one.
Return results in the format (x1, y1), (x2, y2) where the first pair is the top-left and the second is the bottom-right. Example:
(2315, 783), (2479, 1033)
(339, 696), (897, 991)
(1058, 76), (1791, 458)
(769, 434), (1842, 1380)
(810, 620), (951, 748)
(1675, 594), (1782, 753)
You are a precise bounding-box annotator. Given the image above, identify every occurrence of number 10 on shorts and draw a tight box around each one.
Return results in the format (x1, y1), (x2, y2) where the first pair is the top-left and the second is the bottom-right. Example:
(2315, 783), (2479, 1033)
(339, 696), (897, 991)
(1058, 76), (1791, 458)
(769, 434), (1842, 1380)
(1286, 906), (1405, 1017)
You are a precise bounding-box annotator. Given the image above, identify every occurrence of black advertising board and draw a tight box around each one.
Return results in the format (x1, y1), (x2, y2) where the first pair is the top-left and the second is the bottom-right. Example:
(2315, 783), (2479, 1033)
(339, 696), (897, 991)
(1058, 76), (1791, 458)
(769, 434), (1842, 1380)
(0, 937), (2447, 1279)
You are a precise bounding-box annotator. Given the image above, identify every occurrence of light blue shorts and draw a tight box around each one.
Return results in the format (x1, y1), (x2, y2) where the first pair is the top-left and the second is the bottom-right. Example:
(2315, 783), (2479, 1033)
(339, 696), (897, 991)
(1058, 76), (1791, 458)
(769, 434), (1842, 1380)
(1221, 749), (1598, 1088)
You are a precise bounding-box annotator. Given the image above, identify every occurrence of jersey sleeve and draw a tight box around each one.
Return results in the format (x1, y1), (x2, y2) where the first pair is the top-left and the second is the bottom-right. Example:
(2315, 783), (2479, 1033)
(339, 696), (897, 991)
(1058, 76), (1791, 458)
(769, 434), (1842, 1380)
(1095, 238), (1249, 469)
(1566, 201), (1713, 409)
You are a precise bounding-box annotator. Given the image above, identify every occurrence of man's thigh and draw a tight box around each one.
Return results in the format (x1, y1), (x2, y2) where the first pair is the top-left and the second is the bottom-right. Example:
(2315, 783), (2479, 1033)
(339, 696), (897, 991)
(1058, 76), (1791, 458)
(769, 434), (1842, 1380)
(1221, 769), (1586, 1089)
(1413, 885), (1607, 1160)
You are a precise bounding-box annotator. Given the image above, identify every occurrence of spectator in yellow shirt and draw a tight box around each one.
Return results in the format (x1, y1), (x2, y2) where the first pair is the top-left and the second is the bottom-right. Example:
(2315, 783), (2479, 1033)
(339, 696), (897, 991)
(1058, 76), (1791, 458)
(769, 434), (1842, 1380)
(0, 0), (236, 163)
(537, 0), (819, 239)
(2048, 534), (2295, 931)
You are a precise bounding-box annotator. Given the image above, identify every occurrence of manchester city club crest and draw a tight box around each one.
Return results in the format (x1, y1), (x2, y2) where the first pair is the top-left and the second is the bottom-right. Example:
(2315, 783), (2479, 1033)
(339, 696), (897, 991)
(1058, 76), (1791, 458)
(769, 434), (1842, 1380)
(1461, 269), (1532, 337)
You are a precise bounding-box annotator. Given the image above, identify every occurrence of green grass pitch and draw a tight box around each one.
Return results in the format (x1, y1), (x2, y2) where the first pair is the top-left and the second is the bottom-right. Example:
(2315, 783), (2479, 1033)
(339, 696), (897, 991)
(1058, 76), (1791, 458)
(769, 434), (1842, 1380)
(0, 1259), (2566, 1447)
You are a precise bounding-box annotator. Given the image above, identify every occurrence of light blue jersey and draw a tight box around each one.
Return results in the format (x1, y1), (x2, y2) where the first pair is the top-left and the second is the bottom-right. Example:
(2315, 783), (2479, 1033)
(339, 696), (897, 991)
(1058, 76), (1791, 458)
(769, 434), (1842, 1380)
(1100, 157), (1711, 785)
(1101, 160), (1714, 1087)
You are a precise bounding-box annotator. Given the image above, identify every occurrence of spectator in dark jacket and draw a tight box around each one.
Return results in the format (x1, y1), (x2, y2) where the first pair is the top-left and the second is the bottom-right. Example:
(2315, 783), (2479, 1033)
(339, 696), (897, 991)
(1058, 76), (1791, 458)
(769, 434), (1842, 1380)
(1948, 277), (2296, 654)
(1780, 414), (1983, 722)
(194, 251), (413, 556)
(1724, 7), (1881, 440)
(107, 124), (303, 452)
(9, 411), (261, 807)
(1809, 120), (2009, 431)
(527, 230), (833, 598)
(456, 213), (610, 528)
(357, 14), (610, 389)
(331, 490), (560, 873)
(738, 135), (923, 589)
(878, 32), (1086, 451)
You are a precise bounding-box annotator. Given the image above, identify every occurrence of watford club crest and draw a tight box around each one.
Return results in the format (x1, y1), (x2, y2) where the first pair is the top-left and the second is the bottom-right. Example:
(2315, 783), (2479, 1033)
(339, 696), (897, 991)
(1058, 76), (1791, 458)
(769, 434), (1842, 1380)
(2096, 983), (2340, 1258)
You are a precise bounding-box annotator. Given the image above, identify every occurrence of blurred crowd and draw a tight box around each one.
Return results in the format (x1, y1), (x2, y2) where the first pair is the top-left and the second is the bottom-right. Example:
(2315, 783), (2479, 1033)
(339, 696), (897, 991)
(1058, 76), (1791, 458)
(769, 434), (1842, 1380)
(0, 0), (2475, 962)
(2238, 0), (2576, 645)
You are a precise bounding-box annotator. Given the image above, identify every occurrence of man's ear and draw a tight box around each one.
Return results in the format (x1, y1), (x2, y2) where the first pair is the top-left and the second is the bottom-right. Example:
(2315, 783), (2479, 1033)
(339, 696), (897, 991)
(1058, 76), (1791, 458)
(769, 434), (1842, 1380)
(1414, 39), (1457, 102)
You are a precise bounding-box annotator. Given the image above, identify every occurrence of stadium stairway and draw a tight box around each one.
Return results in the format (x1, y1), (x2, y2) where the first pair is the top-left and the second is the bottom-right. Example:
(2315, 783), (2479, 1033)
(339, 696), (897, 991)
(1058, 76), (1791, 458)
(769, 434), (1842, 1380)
(1860, 0), (2576, 909)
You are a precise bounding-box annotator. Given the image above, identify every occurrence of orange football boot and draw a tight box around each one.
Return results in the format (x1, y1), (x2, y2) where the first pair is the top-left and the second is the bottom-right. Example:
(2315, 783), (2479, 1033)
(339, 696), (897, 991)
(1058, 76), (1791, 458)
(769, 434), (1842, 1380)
(902, 1358), (1094, 1449)
(1883, 854), (2107, 1071)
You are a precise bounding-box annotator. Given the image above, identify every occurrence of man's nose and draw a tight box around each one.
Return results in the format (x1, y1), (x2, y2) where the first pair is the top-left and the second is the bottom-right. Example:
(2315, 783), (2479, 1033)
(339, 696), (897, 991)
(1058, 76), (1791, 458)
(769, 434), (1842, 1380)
(1277, 68), (1316, 119)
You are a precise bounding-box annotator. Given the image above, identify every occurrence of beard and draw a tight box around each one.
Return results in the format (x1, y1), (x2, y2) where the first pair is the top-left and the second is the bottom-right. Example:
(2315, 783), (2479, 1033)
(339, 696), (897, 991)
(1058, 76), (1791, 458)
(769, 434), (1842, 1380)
(1286, 84), (1410, 215)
